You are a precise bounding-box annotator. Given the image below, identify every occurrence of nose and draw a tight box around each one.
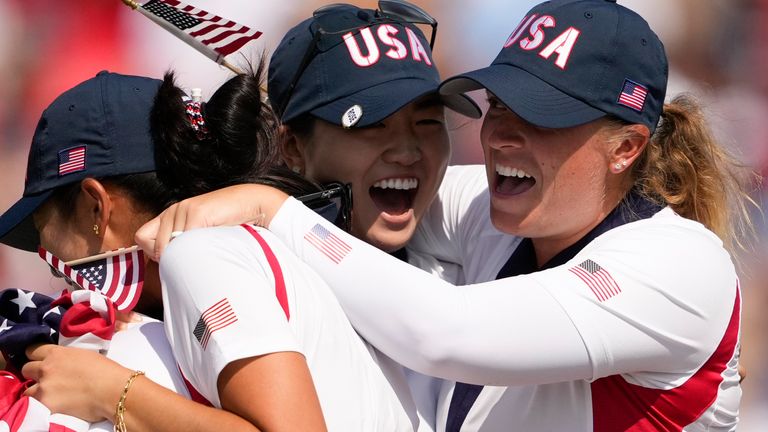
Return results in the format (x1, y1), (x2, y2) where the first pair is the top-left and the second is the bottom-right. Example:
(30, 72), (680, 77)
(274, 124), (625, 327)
(381, 133), (422, 165)
(484, 116), (526, 151)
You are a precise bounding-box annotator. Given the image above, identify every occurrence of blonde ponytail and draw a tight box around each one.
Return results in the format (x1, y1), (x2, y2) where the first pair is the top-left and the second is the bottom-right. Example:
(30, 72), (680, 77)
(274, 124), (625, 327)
(632, 94), (761, 254)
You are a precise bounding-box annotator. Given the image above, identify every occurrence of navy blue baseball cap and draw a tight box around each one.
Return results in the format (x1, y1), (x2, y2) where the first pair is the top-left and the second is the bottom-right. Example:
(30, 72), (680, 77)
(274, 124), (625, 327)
(0, 71), (162, 251)
(268, 3), (481, 128)
(440, 0), (667, 132)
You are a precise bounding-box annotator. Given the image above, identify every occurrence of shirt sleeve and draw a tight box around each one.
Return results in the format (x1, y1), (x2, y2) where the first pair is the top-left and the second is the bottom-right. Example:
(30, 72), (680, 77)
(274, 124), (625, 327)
(269, 198), (738, 387)
(159, 226), (300, 407)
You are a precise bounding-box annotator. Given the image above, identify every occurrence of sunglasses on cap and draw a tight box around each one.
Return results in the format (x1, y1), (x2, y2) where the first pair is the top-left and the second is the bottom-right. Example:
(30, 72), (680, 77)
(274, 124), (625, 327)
(297, 182), (353, 232)
(278, 0), (438, 116)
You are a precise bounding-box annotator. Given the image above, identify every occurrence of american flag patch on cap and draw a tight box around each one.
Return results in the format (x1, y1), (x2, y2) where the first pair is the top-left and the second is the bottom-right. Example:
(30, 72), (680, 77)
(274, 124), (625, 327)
(58, 146), (86, 176)
(617, 79), (648, 112)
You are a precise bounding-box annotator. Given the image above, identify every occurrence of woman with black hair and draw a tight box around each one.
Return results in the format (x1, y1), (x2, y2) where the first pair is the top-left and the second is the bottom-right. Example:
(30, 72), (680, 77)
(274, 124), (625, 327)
(2, 62), (417, 431)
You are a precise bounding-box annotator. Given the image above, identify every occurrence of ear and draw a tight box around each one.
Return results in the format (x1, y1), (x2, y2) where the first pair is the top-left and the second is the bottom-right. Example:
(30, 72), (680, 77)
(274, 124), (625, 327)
(610, 124), (650, 172)
(279, 124), (308, 174)
(78, 178), (113, 239)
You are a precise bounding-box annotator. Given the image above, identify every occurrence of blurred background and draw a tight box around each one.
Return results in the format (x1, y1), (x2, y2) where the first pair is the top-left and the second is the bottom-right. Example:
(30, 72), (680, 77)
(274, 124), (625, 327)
(0, 0), (765, 428)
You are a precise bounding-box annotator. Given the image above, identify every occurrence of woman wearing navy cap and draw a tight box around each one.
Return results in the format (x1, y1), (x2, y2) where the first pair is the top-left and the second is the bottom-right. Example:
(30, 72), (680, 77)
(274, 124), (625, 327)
(15, 1), (485, 430)
(6, 64), (425, 430)
(139, 0), (758, 430)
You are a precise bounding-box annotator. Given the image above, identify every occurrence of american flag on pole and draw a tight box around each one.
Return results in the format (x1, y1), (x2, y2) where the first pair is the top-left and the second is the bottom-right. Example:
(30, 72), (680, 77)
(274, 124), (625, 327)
(304, 223), (352, 264)
(0, 289), (115, 431)
(617, 79), (648, 112)
(38, 247), (92, 293)
(568, 259), (622, 302)
(38, 247), (145, 312)
(193, 298), (237, 350)
(57, 146), (86, 176)
(127, 0), (262, 64)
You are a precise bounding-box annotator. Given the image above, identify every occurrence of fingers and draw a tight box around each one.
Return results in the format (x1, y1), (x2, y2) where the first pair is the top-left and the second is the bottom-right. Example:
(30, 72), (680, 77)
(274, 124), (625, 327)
(135, 215), (161, 260)
(23, 382), (39, 398)
(115, 311), (143, 332)
(137, 204), (180, 261)
(25, 343), (55, 361)
(21, 359), (43, 382)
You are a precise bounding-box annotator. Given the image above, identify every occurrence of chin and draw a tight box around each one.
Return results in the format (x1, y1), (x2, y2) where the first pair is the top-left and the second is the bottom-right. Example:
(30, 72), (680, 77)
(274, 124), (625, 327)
(368, 225), (413, 253)
(490, 207), (526, 236)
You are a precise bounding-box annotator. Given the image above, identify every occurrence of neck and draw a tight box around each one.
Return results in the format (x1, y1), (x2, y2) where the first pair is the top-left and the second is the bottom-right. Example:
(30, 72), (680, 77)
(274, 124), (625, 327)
(531, 214), (607, 267)
(134, 260), (163, 321)
(532, 189), (628, 267)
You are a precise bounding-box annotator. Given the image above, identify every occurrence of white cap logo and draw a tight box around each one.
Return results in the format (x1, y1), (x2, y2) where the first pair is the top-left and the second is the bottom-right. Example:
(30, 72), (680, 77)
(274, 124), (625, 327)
(342, 105), (363, 128)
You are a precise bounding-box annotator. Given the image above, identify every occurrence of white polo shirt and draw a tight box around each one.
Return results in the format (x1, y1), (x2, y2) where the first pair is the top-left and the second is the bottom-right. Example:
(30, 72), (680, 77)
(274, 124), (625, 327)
(160, 225), (418, 431)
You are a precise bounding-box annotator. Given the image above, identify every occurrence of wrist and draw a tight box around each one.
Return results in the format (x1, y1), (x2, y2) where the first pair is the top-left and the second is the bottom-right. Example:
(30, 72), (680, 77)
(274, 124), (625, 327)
(97, 367), (134, 421)
(113, 370), (145, 431)
(249, 186), (289, 227)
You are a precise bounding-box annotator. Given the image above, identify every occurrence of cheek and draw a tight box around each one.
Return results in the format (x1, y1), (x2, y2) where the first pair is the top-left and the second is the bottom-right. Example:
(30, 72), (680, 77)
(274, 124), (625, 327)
(421, 131), (451, 179)
(37, 219), (90, 262)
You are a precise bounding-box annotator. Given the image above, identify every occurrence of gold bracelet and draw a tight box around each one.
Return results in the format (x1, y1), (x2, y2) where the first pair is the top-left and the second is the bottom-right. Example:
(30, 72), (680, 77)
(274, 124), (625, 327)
(113, 370), (145, 432)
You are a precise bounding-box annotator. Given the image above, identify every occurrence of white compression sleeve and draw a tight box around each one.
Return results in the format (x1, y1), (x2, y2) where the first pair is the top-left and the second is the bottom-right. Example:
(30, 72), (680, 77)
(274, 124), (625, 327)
(270, 197), (591, 386)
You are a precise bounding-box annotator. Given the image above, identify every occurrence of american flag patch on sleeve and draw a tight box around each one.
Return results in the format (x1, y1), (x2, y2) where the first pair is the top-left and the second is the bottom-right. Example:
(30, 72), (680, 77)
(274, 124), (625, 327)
(568, 259), (622, 302)
(193, 298), (237, 350)
(303, 223), (351, 264)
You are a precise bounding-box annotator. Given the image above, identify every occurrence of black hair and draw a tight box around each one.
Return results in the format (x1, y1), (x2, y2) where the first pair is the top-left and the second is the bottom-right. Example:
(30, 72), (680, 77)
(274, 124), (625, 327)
(152, 59), (322, 201)
(46, 171), (176, 220)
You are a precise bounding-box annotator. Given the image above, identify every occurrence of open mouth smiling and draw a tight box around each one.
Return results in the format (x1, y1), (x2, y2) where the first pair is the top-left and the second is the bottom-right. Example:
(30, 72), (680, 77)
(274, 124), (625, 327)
(495, 164), (536, 196)
(369, 177), (419, 216)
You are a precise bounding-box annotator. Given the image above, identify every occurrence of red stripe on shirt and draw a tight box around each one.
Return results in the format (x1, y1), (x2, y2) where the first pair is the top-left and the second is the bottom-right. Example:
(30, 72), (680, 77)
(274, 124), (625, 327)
(241, 225), (290, 320)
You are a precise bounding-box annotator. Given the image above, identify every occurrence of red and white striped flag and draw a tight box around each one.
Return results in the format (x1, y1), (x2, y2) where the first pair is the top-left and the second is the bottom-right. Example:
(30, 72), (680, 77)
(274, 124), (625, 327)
(193, 298), (237, 350)
(126, 0), (262, 65)
(38, 246), (145, 312)
(57, 146), (86, 176)
(617, 79), (648, 112)
(568, 259), (622, 302)
(303, 223), (352, 264)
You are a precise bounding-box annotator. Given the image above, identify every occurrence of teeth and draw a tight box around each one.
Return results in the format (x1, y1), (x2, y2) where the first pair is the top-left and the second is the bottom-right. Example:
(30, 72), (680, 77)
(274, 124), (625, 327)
(496, 164), (532, 178)
(373, 178), (419, 190)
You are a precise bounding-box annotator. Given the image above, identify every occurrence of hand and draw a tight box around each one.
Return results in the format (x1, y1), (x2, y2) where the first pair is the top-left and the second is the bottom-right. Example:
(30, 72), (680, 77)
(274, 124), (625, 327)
(22, 344), (131, 422)
(135, 184), (289, 261)
(115, 310), (143, 332)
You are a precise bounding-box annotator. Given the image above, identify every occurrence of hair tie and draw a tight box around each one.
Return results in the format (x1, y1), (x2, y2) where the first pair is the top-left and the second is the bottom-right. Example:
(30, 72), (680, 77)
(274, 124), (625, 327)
(182, 93), (209, 139)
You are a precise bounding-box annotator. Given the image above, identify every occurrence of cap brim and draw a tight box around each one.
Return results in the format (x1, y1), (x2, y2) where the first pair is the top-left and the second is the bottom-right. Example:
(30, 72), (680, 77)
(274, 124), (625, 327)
(0, 191), (52, 252)
(440, 64), (606, 128)
(311, 78), (481, 128)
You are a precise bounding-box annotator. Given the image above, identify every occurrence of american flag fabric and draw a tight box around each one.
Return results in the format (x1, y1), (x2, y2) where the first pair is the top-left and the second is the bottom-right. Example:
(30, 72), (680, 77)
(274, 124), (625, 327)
(57, 146), (86, 176)
(38, 247), (144, 313)
(193, 298), (237, 350)
(568, 259), (622, 302)
(303, 223), (352, 264)
(38, 248), (93, 293)
(137, 0), (262, 64)
(617, 79), (648, 112)
(0, 288), (116, 431)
